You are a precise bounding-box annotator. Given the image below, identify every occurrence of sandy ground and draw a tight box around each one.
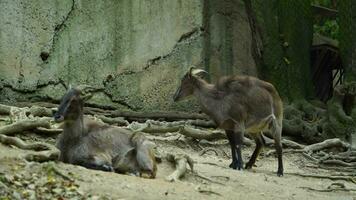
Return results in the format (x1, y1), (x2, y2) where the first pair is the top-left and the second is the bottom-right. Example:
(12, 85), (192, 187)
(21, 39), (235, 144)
(0, 131), (355, 200)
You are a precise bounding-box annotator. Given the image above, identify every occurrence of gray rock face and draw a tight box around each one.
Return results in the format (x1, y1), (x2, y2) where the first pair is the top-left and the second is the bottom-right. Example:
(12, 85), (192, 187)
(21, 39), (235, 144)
(0, 0), (255, 112)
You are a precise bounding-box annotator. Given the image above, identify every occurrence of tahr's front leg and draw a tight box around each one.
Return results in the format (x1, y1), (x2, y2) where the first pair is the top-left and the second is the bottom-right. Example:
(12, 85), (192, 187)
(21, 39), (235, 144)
(76, 156), (114, 172)
(234, 131), (244, 170)
(226, 130), (238, 169)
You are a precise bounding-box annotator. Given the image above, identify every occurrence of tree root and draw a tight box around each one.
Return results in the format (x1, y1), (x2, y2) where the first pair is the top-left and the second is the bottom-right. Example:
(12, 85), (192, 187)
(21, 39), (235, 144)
(199, 147), (220, 156)
(266, 138), (356, 170)
(165, 153), (194, 182)
(0, 104), (11, 115)
(27, 106), (54, 117)
(179, 127), (225, 140)
(0, 118), (51, 136)
(110, 110), (210, 121)
(41, 162), (74, 181)
(193, 172), (225, 185)
(129, 120), (253, 146)
(196, 185), (222, 196)
(94, 115), (129, 126)
(24, 149), (59, 162)
(300, 182), (356, 192)
(0, 134), (50, 151)
(321, 160), (356, 168)
(0, 134), (59, 162)
(304, 138), (351, 152)
(286, 172), (356, 183)
(301, 152), (320, 163)
(33, 127), (62, 135)
(262, 136), (305, 149)
(0, 103), (55, 119)
(164, 153), (224, 185)
(323, 154), (356, 162)
(267, 138), (351, 155)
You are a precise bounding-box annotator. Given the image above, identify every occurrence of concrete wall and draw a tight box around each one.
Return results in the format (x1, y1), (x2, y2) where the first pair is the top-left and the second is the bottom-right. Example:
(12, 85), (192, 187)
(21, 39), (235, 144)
(0, 0), (256, 112)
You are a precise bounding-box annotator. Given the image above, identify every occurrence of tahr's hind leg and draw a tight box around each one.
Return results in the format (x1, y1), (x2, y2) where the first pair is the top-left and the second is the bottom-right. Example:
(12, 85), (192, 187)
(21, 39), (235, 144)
(271, 120), (283, 176)
(245, 133), (264, 169)
(76, 155), (114, 172)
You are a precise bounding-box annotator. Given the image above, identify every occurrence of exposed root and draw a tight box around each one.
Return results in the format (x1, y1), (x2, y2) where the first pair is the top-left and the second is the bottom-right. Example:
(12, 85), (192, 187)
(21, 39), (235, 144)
(321, 160), (356, 168)
(262, 136), (305, 149)
(0, 104), (11, 115)
(179, 126), (225, 140)
(199, 147), (220, 156)
(42, 162), (74, 181)
(197, 162), (227, 169)
(281, 139), (305, 149)
(193, 172), (225, 185)
(300, 182), (356, 192)
(304, 138), (351, 152)
(301, 152), (319, 163)
(110, 110), (210, 121)
(165, 153), (194, 182)
(0, 134), (59, 162)
(0, 134), (50, 151)
(0, 104), (55, 119)
(94, 115), (129, 126)
(320, 153), (356, 162)
(27, 106), (54, 117)
(33, 127), (63, 135)
(23, 148), (59, 162)
(129, 121), (253, 146)
(0, 118), (51, 136)
(267, 138), (355, 170)
(267, 138), (350, 154)
(196, 185), (222, 196)
(287, 172), (356, 183)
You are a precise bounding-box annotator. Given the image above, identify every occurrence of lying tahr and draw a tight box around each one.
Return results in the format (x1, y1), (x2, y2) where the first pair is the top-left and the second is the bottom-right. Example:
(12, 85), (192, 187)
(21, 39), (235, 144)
(54, 87), (157, 178)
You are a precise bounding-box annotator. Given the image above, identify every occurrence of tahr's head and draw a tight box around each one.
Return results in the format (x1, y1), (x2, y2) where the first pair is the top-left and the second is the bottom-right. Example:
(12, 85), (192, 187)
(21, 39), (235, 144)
(173, 67), (208, 102)
(53, 85), (95, 122)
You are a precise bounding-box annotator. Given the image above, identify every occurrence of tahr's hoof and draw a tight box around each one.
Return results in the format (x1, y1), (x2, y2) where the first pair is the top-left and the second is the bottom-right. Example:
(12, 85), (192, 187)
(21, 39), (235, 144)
(245, 163), (252, 169)
(229, 161), (243, 170)
(229, 162), (238, 169)
(277, 171), (284, 177)
(102, 164), (114, 172)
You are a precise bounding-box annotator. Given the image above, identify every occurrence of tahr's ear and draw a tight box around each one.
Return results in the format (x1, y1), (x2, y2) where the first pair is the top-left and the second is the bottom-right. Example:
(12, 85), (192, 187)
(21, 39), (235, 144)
(189, 67), (195, 77)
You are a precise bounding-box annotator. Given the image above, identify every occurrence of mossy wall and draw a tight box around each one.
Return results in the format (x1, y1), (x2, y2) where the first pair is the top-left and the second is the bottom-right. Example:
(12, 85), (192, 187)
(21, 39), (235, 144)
(0, 0), (256, 112)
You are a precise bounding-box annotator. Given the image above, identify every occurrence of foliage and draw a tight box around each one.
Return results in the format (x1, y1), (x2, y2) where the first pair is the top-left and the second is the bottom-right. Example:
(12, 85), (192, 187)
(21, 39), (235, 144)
(311, 0), (337, 9)
(312, 0), (339, 42)
(313, 19), (339, 40)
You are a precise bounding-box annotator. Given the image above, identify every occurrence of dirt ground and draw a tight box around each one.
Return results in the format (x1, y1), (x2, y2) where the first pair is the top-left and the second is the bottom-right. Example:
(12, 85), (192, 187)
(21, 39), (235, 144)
(0, 129), (355, 200)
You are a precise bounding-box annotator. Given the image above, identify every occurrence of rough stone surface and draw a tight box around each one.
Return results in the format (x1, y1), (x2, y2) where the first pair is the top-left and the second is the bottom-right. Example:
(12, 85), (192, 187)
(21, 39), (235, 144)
(0, 0), (255, 111)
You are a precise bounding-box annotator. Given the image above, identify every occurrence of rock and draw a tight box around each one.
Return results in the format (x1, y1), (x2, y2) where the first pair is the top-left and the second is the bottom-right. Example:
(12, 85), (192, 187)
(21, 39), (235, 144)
(27, 184), (36, 190)
(12, 191), (22, 200)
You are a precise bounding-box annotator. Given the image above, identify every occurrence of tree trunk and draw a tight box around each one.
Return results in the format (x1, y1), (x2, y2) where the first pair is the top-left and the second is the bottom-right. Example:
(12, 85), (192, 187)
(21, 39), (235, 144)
(339, 1), (356, 146)
(248, 0), (314, 102)
(339, 0), (356, 82)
